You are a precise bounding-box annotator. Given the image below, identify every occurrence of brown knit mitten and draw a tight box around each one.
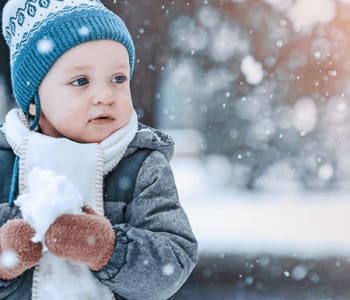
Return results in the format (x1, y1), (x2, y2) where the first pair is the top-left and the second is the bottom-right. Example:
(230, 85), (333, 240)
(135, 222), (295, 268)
(45, 206), (115, 271)
(0, 219), (43, 280)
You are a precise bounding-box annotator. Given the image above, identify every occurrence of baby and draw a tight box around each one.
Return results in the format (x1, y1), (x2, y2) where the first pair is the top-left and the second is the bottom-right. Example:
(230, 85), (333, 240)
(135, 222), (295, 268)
(0, 0), (198, 299)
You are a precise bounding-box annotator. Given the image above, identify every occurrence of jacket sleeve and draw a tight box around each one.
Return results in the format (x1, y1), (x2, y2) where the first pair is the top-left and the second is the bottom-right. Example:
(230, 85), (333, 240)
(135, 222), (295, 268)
(94, 150), (198, 300)
(0, 204), (24, 299)
(0, 276), (24, 299)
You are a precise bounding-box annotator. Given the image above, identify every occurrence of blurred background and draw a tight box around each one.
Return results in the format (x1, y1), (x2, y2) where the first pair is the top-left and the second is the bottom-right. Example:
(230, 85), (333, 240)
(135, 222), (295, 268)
(2, 0), (350, 299)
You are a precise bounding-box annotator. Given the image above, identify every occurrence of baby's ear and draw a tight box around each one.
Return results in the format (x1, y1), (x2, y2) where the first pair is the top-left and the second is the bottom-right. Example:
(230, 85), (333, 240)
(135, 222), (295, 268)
(29, 103), (36, 116)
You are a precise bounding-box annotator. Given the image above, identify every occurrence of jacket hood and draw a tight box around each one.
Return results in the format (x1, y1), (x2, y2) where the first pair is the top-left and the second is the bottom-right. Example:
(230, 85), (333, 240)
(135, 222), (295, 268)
(0, 124), (175, 161)
(125, 123), (174, 162)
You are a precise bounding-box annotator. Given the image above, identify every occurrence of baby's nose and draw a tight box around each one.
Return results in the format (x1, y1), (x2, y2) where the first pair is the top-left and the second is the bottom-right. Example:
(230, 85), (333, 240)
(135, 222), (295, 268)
(92, 86), (114, 105)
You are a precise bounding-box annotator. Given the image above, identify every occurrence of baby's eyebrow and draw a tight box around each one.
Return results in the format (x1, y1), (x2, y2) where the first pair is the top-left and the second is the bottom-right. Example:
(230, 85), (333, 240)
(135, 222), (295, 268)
(110, 62), (130, 71)
(64, 65), (92, 73)
(64, 63), (129, 73)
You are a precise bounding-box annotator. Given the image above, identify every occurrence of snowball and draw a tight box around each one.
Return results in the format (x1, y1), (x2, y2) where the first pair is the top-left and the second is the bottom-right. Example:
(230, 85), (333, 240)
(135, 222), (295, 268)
(36, 38), (54, 54)
(15, 167), (83, 247)
(0, 250), (18, 268)
(241, 55), (264, 85)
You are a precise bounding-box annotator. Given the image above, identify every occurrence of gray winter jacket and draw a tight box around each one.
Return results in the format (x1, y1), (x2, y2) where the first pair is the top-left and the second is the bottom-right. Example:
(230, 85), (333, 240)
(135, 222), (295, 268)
(0, 124), (198, 300)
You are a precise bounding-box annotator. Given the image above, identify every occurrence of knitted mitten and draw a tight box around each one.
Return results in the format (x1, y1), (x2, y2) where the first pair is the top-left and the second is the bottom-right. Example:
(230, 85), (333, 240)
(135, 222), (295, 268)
(0, 220), (42, 280)
(45, 206), (115, 271)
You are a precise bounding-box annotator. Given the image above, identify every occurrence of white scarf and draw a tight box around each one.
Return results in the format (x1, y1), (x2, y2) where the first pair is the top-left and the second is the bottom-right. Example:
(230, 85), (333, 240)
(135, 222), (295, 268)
(1, 108), (138, 300)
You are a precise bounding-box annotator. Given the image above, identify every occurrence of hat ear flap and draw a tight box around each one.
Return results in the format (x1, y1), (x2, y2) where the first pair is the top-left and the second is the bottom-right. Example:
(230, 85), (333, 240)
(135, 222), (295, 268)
(28, 93), (41, 130)
(29, 102), (36, 116)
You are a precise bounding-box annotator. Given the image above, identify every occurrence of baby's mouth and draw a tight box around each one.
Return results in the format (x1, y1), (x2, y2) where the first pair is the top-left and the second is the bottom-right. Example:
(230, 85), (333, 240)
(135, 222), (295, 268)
(89, 115), (115, 125)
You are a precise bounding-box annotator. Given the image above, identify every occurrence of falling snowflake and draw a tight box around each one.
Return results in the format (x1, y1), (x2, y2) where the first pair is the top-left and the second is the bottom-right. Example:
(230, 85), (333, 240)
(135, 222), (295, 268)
(241, 55), (264, 85)
(162, 263), (175, 276)
(36, 38), (54, 54)
(78, 26), (90, 36)
(0, 250), (18, 269)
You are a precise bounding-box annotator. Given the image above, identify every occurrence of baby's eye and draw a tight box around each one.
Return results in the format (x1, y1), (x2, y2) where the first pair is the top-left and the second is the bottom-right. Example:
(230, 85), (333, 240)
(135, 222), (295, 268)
(72, 78), (89, 86)
(112, 75), (127, 84)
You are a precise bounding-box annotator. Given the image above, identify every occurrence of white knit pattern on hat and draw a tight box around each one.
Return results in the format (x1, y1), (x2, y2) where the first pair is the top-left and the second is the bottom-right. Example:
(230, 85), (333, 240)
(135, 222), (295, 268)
(2, 0), (106, 66)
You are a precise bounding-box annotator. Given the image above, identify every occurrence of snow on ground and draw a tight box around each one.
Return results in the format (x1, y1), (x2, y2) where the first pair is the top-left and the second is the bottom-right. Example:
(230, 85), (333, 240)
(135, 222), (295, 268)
(182, 193), (350, 257)
(171, 155), (350, 257)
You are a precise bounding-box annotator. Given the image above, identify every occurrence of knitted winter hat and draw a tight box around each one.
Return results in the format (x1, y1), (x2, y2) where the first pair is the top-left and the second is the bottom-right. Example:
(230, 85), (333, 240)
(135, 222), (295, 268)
(1, 0), (135, 116)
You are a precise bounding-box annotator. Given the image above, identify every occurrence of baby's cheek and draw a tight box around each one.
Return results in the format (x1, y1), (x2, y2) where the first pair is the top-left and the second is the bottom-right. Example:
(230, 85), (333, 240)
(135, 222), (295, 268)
(120, 96), (133, 116)
(60, 106), (82, 122)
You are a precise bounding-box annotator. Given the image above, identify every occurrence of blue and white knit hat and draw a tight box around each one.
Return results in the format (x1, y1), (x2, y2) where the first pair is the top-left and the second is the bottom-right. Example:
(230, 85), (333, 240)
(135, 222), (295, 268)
(1, 0), (135, 118)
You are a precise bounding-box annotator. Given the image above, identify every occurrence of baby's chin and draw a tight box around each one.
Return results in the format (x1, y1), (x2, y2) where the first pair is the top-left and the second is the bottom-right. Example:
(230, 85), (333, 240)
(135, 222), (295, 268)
(70, 135), (110, 144)
(70, 129), (120, 144)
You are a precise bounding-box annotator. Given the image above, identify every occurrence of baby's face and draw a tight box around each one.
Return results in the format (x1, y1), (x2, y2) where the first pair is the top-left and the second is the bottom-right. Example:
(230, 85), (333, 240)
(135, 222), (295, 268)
(36, 40), (133, 143)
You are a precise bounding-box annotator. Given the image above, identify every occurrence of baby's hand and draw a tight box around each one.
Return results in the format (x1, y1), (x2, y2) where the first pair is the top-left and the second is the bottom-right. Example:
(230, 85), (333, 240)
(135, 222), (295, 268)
(45, 206), (115, 271)
(0, 219), (42, 280)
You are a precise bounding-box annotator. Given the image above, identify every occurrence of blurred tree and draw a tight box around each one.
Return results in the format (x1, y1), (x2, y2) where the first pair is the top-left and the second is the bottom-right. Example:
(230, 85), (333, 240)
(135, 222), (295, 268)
(158, 0), (350, 192)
